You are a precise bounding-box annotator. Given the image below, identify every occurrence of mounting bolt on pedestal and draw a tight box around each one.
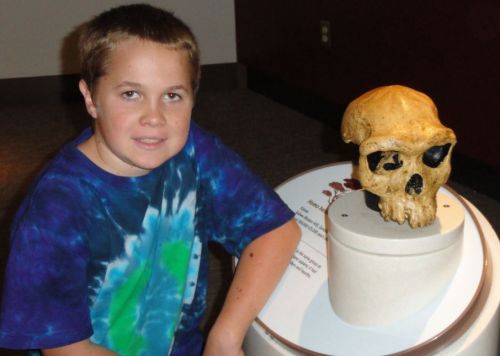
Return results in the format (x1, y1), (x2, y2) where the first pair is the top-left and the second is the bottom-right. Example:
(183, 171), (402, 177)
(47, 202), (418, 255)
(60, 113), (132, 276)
(320, 20), (331, 48)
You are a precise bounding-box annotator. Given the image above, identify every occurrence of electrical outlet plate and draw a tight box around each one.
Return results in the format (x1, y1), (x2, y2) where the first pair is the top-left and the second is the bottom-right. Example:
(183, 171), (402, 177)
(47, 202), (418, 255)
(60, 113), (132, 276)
(320, 20), (331, 48)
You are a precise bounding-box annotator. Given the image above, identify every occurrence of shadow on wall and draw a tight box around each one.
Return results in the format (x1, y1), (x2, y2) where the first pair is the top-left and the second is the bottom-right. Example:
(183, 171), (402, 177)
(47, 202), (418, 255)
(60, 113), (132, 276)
(60, 23), (82, 76)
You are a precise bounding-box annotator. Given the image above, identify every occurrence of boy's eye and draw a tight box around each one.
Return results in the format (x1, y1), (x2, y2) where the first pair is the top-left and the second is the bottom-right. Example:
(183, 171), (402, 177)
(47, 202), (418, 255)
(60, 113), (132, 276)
(122, 91), (139, 99)
(165, 92), (181, 101)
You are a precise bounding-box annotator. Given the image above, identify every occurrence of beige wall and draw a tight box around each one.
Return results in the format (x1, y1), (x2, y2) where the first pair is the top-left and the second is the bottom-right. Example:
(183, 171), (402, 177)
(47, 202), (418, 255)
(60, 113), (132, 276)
(0, 0), (236, 79)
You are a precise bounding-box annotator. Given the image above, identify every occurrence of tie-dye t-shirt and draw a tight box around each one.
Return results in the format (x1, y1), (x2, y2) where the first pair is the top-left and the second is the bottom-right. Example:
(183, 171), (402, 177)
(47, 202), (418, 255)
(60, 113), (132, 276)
(0, 122), (294, 355)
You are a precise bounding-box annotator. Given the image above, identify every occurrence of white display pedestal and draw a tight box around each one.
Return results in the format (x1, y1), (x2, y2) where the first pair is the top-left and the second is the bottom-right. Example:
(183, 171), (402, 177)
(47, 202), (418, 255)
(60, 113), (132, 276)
(327, 190), (465, 327)
(243, 162), (500, 356)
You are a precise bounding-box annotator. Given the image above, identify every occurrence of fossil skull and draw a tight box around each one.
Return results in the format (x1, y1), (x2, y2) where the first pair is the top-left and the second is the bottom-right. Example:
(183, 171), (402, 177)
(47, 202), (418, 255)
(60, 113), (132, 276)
(341, 85), (457, 228)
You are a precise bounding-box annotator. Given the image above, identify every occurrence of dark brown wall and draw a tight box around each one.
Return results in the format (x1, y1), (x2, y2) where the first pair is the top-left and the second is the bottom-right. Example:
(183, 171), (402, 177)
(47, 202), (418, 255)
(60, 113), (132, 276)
(236, 0), (500, 170)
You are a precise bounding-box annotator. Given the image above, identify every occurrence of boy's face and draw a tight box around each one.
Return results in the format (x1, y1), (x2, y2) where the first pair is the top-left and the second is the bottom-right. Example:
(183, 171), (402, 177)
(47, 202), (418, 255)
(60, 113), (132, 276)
(79, 38), (194, 176)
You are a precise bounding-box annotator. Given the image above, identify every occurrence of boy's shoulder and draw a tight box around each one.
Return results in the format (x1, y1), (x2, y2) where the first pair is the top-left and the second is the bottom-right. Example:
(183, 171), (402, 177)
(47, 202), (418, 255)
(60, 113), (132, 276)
(189, 121), (215, 145)
(29, 129), (93, 189)
(188, 121), (233, 160)
(13, 129), (98, 222)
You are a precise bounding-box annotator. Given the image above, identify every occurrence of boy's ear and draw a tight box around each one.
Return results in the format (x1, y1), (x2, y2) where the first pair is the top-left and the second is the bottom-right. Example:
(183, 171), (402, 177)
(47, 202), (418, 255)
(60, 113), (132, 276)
(79, 80), (98, 119)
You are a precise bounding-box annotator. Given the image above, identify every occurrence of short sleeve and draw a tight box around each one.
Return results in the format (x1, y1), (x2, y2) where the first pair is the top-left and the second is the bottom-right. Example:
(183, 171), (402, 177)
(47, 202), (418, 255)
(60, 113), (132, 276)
(0, 184), (92, 349)
(192, 124), (294, 256)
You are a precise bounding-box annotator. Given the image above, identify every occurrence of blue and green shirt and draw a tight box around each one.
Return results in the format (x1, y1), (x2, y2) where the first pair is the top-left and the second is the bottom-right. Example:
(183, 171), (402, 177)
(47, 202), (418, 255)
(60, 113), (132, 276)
(0, 122), (294, 355)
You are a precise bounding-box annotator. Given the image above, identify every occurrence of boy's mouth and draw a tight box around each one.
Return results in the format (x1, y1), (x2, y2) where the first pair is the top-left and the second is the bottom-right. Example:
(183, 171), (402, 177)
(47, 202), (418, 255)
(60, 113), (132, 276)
(137, 137), (163, 143)
(134, 137), (165, 149)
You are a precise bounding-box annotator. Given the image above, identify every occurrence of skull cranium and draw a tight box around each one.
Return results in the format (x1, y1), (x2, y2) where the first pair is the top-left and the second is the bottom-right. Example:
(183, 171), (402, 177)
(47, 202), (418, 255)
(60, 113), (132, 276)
(341, 85), (457, 228)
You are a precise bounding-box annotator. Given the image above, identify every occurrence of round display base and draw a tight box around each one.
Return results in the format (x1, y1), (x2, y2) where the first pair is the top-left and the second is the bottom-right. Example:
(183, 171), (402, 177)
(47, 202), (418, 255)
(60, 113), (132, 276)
(243, 163), (489, 355)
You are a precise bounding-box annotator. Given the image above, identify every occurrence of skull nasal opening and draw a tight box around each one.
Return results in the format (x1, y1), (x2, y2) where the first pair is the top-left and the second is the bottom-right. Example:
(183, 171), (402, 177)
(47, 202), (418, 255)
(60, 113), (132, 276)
(405, 174), (423, 195)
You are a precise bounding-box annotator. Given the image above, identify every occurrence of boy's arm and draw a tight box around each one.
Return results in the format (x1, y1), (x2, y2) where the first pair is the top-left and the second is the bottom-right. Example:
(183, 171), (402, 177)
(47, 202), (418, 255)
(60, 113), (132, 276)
(42, 339), (118, 355)
(204, 218), (301, 356)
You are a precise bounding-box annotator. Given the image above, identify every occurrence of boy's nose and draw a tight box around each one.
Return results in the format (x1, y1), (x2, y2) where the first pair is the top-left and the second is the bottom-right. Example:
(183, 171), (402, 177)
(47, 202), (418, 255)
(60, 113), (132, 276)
(140, 102), (166, 127)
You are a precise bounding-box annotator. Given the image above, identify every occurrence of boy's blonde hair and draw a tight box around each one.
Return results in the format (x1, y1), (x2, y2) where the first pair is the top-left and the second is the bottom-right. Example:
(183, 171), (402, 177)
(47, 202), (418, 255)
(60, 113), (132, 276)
(79, 4), (200, 94)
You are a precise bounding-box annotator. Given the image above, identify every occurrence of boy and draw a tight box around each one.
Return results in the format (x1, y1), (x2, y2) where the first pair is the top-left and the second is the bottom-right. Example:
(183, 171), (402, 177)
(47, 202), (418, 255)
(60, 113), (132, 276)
(0, 4), (300, 356)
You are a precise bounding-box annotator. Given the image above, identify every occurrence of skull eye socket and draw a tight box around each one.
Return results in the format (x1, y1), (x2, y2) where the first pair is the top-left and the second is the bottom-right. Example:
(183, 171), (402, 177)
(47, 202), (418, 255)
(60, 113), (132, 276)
(367, 151), (383, 171)
(367, 151), (403, 172)
(422, 143), (451, 168)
